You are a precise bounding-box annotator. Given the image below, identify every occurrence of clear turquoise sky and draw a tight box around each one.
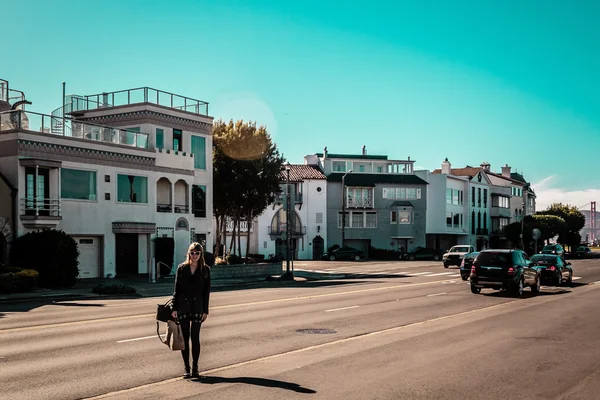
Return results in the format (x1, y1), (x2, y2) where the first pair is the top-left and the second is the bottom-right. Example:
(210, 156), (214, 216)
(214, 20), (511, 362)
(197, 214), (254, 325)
(2, 0), (599, 195)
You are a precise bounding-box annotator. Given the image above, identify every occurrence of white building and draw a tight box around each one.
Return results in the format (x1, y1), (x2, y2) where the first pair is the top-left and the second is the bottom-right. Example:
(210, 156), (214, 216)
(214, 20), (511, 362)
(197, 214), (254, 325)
(0, 78), (213, 278)
(256, 163), (328, 260)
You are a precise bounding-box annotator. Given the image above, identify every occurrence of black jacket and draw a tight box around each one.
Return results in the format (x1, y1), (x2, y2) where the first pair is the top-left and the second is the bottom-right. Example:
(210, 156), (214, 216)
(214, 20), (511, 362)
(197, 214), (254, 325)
(171, 263), (211, 314)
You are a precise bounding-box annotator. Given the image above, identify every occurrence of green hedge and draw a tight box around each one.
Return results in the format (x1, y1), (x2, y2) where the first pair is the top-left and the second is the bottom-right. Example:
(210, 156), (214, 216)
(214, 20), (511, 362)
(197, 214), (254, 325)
(11, 229), (79, 288)
(0, 269), (40, 293)
(369, 247), (401, 260)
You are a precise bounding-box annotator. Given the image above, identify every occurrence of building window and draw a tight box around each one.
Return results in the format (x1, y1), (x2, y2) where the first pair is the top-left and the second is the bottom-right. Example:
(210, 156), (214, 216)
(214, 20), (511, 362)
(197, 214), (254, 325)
(61, 168), (97, 200)
(398, 210), (412, 224)
(192, 185), (206, 218)
(337, 212), (350, 228)
(483, 189), (488, 207)
(446, 188), (452, 204)
(117, 174), (148, 203)
(173, 129), (182, 152)
(472, 187), (476, 207)
(365, 212), (377, 228)
(478, 188), (482, 207)
(406, 188), (417, 200)
(471, 211), (475, 234)
(191, 135), (206, 169)
(390, 210), (397, 224)
(377, 166), (382, 173)
(346, 187), (374, 208)
(452, 190), (459, 205)
(156, 128), (164, 149)
(453, 213), (460, 228)
(351, 212), (364, 228)
(446, 212), (452, 228)
(359, 165), (365, 172)
(477, 211), (481, 229)
(483, 212), (487, 229)
(499, 217), (510, 229)
(459, 190), (463, 205)
(492, 196), (510, 208)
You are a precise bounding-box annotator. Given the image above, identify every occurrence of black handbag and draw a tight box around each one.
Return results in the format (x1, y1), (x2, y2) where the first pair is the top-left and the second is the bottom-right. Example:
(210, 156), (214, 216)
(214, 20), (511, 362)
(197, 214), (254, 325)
(156, 299), (173, 322)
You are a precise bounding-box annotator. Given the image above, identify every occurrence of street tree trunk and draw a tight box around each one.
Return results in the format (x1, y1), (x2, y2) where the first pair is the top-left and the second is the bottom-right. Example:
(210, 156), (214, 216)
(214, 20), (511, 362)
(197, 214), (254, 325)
(245, 213), (253, 263)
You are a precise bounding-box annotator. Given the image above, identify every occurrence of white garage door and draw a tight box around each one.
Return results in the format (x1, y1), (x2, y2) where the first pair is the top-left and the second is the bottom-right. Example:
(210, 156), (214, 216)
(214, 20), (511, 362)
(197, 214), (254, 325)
(76, 237), (100, 279)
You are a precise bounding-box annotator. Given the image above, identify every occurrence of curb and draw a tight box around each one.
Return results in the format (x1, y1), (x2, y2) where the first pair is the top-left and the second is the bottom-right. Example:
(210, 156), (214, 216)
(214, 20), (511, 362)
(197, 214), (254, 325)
(0, 277), (307, 305)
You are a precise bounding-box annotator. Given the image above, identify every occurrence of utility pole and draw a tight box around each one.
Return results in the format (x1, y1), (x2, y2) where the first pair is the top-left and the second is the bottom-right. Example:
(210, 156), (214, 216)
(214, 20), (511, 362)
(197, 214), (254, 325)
(341, 169), (352, 246)
(591, 201), (597, 243)
(284, 162), (293, 279)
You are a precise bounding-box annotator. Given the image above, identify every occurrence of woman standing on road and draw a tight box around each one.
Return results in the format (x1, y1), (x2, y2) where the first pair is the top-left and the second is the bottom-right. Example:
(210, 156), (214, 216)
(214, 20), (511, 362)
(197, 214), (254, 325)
(170, 242), (211, 379)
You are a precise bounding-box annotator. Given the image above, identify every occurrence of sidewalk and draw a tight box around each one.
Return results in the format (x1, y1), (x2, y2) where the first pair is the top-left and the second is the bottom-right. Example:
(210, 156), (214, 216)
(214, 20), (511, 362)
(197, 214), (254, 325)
(0, 274), (306, 304)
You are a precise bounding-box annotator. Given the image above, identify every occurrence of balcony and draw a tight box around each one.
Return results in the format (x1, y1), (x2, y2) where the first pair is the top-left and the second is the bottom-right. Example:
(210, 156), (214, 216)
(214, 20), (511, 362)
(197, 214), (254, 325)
(268, 225), (306, 236)
(0, 110), (149, 149)
(63, 87), (209, 117)
(20, 198), (62, 228)
(476, 228), (489, 236)
(347, 197), (374, 208)
(490, 206), (512, 218)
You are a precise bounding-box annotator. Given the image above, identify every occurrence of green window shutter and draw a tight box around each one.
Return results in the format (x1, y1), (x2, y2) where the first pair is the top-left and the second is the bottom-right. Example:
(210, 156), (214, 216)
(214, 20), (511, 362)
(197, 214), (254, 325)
(156, 128), (164, 149)
(191, 135), (206, 169)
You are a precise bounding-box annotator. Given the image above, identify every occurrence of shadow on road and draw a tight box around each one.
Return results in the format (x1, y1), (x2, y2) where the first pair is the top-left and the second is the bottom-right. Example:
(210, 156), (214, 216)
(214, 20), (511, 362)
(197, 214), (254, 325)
(51, 302), (105, 307)
(198, 376), (316, 394)
(482, 288), (575, 298)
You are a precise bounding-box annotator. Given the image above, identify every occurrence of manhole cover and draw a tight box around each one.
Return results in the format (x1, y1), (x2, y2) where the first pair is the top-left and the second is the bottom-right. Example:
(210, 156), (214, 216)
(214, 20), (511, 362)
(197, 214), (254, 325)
(296, 328), (337, 334)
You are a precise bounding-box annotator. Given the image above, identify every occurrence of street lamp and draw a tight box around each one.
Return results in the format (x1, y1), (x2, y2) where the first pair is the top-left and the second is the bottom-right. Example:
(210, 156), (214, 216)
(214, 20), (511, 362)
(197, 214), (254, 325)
(284, 162), (293, 279)
(341, 169), (352, 247)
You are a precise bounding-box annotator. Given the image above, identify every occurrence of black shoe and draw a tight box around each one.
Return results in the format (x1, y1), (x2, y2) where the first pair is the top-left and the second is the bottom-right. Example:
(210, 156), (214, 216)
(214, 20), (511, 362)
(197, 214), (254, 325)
(183, 366), (192, 379)
(191, 365), (200, 379)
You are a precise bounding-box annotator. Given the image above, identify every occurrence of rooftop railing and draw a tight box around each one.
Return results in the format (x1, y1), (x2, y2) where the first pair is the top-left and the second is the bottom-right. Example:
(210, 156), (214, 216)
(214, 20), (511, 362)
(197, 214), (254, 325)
(0, 79), (26, 106)
(65, 87), (209, 116)
(0, 109), (149, 149)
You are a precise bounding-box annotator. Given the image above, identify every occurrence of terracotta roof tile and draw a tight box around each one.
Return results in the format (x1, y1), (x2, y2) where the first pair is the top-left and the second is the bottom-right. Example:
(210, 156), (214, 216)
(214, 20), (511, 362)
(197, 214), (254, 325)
(280, 164), (326, 181)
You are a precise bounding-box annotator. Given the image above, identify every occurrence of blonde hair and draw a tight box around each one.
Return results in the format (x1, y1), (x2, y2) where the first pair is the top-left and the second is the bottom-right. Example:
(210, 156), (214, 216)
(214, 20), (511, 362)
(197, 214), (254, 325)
(185, 242), (208, 272)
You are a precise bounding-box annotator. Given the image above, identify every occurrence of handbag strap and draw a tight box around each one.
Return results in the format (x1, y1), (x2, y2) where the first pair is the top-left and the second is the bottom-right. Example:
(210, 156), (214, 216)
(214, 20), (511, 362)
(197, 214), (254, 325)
(156, 321), (171, 346)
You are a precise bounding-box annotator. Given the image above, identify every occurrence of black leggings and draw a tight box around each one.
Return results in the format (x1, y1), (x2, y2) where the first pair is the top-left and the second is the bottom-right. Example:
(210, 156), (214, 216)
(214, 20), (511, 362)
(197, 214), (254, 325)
(180, 320), (202, 367)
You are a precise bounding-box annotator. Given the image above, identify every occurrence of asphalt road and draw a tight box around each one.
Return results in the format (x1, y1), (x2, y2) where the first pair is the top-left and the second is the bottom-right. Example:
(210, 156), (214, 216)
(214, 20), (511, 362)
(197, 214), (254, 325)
(1, 259), (600, 400)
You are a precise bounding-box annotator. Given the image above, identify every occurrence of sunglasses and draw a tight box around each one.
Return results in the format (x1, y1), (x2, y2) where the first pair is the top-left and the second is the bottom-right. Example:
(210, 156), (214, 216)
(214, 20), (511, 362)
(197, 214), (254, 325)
(189, 251), (202, 256)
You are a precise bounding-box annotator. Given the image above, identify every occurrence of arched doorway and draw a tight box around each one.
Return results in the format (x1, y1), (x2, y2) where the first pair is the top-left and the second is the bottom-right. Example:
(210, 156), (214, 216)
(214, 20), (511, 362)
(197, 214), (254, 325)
(312, 235), (324, 260)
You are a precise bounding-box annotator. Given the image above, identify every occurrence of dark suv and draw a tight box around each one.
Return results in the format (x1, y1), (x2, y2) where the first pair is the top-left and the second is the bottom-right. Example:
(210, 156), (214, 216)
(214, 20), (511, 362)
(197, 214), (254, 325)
(470, 249), (541, 297)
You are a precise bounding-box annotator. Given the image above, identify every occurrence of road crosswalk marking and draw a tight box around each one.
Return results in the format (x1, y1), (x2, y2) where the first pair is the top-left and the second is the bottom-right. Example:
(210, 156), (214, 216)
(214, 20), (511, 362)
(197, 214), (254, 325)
(573, 276), (582, 281)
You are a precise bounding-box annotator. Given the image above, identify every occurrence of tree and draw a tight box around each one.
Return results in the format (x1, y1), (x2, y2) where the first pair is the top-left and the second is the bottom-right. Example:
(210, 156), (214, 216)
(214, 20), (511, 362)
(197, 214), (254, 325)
(212, 119), (284, 261)
(531, 214), (566, 243)
(536, 203), (585, 250)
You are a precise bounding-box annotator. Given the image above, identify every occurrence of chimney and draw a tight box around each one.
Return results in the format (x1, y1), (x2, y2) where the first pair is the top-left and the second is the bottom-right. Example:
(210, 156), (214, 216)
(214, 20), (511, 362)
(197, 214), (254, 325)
(362, 145), (366, 155)
(502, 164), (511, 178)
(441, 158), (451, 174)
(480, 162), (491, 171)
(323, 146), (327, 159)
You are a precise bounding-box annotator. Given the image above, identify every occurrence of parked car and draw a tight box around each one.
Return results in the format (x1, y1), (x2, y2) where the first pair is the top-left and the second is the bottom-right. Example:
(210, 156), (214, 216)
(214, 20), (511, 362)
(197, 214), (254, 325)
(470, 249), (541, 297)
(573, 246), (593, 259)
(529, 254), (573, 286)
(459, 251), (479, 280)
(541, 244), (565, 259)
(400, 247), (444, 261)
(321, 246), (365, 261)
(443, 245), (475, 268)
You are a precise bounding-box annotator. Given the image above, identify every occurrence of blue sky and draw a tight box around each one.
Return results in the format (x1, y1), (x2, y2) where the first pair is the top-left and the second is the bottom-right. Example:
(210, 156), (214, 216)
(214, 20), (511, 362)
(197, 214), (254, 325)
(2, 0), (599, 209)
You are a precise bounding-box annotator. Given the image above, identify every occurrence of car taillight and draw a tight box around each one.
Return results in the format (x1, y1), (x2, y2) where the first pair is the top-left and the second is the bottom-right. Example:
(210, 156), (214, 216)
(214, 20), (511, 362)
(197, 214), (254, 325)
(508, 267), (515, 274)
(470, 265), (476, 274)
(548, 265), (556, 271)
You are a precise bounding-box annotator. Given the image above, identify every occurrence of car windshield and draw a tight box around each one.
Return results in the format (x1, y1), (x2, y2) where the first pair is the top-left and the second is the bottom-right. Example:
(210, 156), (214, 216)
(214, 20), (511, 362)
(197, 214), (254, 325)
(475, 252), (512, 266)
(530, 255), (558, 263)
(542, 245), (557, 251)
(449, 246), (470, 253)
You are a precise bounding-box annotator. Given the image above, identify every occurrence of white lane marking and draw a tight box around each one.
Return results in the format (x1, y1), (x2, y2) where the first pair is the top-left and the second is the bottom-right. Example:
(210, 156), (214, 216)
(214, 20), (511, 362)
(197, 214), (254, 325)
(426, 292), (447, 297)
(448, 274), (461, 277)
(325, 305), (360, 313)
(117, 335), (164, 344)
(572, 277), (582, 281)
(404, 272), (432, 276)
(425, 272), (455, 277)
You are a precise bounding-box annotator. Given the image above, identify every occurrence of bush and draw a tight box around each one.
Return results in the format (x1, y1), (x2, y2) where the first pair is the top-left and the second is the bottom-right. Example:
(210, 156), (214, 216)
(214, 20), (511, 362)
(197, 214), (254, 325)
(0, 273), (19, 293)
(11, 229), (79, 288)
(92, 284), (137, 295)
(214, 257), (227, 265)
(248, 253), (265, 260)
(0, 265), (22, 273)
(226, 253), (243, 265)
(369, 247), (400, 261)
(15, 269), (39, 291)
